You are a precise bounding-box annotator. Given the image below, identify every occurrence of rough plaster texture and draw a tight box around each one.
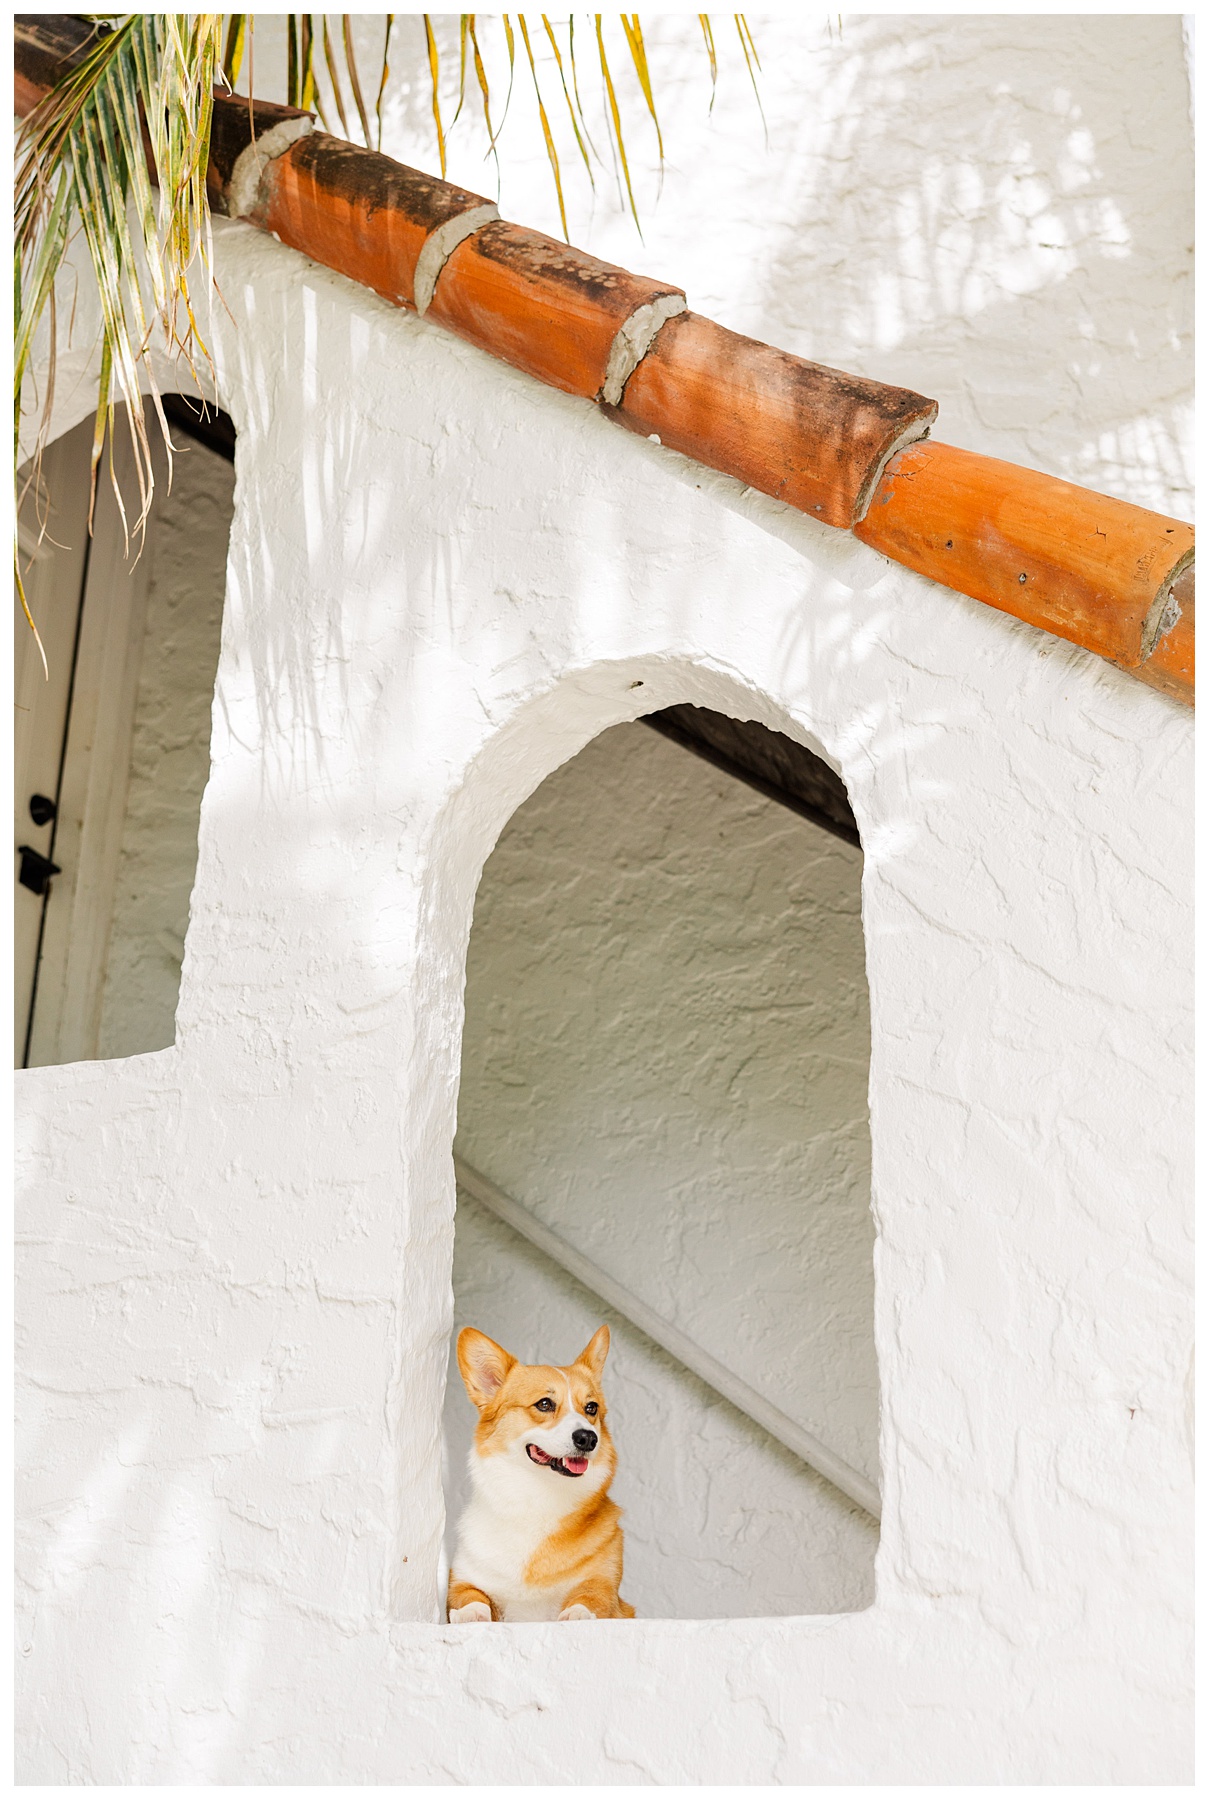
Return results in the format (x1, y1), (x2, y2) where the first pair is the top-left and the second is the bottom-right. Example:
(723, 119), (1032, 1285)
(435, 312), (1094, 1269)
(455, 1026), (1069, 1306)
(96, 439), (234, 1059)
(16, 220), (1193, 1783)
(444, 721), (877, 1618)
(15, 16), (1193, 1781)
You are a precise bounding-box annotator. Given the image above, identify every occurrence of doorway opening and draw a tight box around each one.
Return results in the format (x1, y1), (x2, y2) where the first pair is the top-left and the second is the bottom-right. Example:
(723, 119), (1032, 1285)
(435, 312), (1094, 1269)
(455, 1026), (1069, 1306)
(15, 398), (235, 1067)
(443, 705), (879, 1619)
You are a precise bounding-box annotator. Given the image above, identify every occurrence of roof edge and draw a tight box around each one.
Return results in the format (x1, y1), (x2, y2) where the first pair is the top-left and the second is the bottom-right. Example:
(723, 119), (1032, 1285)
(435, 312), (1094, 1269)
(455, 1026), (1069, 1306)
(15, 17), (1193, 706)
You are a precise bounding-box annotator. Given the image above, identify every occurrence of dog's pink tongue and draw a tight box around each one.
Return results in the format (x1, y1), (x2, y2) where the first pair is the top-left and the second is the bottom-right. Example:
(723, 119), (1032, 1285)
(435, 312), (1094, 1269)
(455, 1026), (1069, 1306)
(564, 1456), (589, 1476)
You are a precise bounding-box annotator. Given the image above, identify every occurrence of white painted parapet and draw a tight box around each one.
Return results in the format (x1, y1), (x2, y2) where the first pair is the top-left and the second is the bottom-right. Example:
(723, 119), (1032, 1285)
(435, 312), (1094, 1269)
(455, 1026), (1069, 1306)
(14, 202), (1191, 1779)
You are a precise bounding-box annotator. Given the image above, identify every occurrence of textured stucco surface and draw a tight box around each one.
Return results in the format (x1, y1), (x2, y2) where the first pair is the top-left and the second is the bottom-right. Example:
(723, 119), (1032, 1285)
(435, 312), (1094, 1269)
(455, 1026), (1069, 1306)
(15, 14), (1193, 1783)
(445, 721), (876, 1618)
(97, 438), (233, 1058)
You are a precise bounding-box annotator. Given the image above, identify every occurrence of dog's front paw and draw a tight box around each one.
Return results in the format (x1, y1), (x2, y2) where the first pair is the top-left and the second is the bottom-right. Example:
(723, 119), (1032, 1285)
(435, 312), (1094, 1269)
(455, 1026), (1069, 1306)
(449, 1601), (493, 1623)
(558, 1603), (596, 1621)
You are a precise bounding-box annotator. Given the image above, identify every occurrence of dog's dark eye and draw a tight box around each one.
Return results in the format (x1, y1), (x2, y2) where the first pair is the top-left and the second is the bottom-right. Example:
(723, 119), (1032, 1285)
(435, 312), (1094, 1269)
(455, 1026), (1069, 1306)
(534, 1397), (555, 1412)
(584, 1401), (598, 1417)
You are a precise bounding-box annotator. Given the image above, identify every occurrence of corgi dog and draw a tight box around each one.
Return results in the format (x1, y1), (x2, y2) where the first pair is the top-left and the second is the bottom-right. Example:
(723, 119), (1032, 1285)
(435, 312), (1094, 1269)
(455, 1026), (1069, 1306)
(447, 1323), (635, 1622)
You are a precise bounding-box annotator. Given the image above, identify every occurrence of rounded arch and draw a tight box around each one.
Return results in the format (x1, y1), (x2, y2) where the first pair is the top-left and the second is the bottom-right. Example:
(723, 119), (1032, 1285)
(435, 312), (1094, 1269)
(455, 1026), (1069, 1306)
(405, 653), (879, 1621)
(418, 651), (867, 991)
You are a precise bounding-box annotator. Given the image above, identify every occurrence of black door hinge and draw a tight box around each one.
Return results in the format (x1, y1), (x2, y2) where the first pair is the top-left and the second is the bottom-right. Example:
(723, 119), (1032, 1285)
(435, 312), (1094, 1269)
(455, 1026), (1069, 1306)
(17, 846), (61, 896)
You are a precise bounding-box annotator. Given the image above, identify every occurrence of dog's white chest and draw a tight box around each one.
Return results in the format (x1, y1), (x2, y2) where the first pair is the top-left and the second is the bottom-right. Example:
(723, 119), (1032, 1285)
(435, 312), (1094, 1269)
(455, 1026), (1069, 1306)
(453, 1458), (586, 1622)
(456, 1511), (570, 1621)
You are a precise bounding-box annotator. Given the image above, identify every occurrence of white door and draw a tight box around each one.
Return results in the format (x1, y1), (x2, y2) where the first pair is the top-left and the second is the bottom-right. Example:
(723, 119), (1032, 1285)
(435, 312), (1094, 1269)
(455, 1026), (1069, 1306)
(15, 411), (164, 1067)
(15, 418), (93, 1063)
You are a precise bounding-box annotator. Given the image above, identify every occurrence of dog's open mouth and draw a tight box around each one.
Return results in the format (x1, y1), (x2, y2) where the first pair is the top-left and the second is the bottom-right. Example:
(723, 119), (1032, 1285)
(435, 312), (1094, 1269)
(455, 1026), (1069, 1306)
(526, 1444), (590, 1477)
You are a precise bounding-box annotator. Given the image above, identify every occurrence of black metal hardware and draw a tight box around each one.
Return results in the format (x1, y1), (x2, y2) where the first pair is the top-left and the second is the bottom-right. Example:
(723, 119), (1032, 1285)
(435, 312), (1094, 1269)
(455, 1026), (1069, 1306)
(28, 793), (57, 827)
(17, 845), (61, 895)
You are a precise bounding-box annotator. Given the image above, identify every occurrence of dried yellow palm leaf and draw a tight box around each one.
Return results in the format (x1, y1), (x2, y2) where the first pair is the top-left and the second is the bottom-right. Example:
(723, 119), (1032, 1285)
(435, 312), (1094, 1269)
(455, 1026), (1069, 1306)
(223, 13), (247, 86)
(518, 15), (568, 239)
(698, 14), (717, 111)
(15, 14), (222, 644)
(15, 12), (761, 657)
(468, 16), (498, 169)
(497, 14), (518, 141)
(374, 15), (395, 151)
(342, 15), (374, 146)
(322, 13), (353, 139)
(735, 13), (766, 137)
(422, 14), (447, 175)
(594, 14), (641, 236)
(540, 15), (596, 183)
(300, 15), (317, 113)
(619, 15), (662, 163)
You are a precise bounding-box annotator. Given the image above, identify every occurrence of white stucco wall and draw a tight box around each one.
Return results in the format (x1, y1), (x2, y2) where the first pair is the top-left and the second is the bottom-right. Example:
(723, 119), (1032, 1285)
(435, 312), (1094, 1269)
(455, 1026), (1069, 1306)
(445, 721), (877, 1619)
(15, 14), (1192, 1784)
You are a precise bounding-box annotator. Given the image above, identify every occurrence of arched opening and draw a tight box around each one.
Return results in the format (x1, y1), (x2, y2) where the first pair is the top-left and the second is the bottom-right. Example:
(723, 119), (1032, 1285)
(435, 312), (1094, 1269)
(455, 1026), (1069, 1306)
(15, 397), (235, 1066)
(441, 702), (879, 1619)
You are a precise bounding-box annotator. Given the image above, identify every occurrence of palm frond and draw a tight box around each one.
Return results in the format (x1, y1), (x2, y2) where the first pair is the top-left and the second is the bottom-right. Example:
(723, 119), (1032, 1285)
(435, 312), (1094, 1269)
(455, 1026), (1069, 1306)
(594, 15), (642, 236)
(286, 12), (299, 106)
(374, 15), (394, 151)
(518, 16), (568, 239)
(467, 15), (501, 185)
(540, 15), (596, 184)
(322, 14), (353, 138)
(16, 13), (761, 654)
(698, 14), (718, 110)
(496, 15), (518, 144)
(620, 16), (663, 164)
(299, 15), (317, 112)
(408, 16), (756, 242)
(16, 16), (221, 593)
(223, 13), (247, 86)
(734, 13), (766, 139)
(451, 15), (470, 132)
(566, 16), (599, 162)
(342, 15), (374, 147)
(422, 15), (446, 174)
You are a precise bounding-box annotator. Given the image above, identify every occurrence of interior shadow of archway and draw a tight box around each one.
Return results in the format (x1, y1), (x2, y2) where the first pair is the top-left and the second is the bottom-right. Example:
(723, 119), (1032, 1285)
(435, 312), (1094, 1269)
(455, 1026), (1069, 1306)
(441, 696), (879, 1620)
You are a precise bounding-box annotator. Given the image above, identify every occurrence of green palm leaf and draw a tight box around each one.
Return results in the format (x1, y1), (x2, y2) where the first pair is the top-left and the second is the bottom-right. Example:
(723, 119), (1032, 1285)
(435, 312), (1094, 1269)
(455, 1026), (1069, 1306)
(15, 14), (759, 656)
(16, 13), (221, 641)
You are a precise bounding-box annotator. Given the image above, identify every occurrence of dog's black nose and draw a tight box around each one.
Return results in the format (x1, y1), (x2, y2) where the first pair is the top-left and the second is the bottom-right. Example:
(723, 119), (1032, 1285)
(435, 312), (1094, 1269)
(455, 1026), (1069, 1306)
(572, 1428), (597, 1453)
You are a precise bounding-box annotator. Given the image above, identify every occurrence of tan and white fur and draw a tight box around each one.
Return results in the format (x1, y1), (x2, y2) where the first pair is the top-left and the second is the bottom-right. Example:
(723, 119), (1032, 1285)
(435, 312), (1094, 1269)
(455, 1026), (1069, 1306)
(447, 1324), (635, 1622)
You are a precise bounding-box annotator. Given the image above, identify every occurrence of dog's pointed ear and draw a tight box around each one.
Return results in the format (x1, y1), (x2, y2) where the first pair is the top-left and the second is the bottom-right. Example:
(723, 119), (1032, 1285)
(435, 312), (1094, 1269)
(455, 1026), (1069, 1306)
(457, 1328), (516, 1408)
(574, 1324), (610, 1379)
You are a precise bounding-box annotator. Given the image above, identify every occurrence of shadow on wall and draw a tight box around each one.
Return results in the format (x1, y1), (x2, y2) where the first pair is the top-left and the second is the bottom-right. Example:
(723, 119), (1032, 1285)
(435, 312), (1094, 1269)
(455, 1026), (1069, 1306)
(219, 14), (1195, 810)
(751, 14), (1192, 514)
(442, 713), (879, 1620)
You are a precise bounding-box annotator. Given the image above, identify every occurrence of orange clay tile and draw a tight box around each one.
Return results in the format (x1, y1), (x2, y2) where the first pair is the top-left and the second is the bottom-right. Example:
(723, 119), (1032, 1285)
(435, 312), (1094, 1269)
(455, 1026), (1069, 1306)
(13, 18), (1194, 705)
(253, 134), (496, 313)
(613, 311), (938, 530)
(854, 440), (1195, 675)
(1134, 562), (1194, 705)
(426, 220), (685, 402)
(206, 96), (314, 215)
(14, 15), (94, 117)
